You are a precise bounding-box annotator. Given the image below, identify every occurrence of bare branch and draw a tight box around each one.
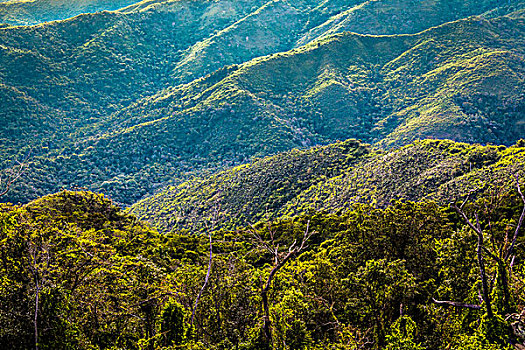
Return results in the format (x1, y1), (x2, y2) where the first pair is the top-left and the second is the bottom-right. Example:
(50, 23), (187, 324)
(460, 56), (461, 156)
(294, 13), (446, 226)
(505, 174), (525, 261)
(0, 151), (30, 197)
(481, 246), (501, 263)
(460, 190), (475, 211)
(452, 200), (493, 318)
(432, 298), (481, 310)
(190, 231), (212, 326)
(452, 203), (482, 235)
(255, 219), (315, 345)
(190, 207), (219, 326)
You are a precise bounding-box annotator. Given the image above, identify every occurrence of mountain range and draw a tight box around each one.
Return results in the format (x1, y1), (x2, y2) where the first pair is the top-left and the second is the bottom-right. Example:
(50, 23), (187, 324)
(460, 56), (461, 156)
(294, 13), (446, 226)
(2, 2), (525, 349)
(0, 0), (524, 206)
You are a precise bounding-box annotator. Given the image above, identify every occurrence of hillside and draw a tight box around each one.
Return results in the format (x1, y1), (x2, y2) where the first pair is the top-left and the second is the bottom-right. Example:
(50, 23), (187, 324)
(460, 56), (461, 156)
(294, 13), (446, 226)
(6, 14), (524, 205)
(1, 1), (524, 205)
(0, 191), (164, 349)
(2, 1), (525, 349)
(5, 0), (519, 161)
(296, 0), (525, 45)
(0, 0), (138, 25)
(130, 139), (525, 233)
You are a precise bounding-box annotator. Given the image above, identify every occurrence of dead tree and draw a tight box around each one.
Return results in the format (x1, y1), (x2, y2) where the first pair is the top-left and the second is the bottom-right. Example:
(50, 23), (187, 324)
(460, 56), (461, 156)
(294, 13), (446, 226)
(190, 206), (220, 326)
(452, 198), (494, 318)
(27, 238), (51, 350)
(190, 230), (213, 326)
(0, 151), (30, 197)
(434, 174), (525, 317)
(251, 220), (314, 345)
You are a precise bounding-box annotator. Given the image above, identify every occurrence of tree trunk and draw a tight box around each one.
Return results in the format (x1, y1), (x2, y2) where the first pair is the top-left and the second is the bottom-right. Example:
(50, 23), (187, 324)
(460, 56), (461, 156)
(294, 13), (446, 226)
(497, 261), (512, 314)
(477, 230), (493, 319)
(261, 287), (271, 342)
(191, 232), (213, 325)
(34, 278), (40, 350)
(260, 251), (295, 346)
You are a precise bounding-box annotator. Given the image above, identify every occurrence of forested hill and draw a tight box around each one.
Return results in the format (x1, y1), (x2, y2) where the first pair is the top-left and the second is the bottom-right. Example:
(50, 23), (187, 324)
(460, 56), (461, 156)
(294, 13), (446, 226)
(2, 1), (525, 349)
(2, 10), (525, 205)
(2, 185), (525, 349)
(0, 0), (139, 25)
(130, 139), (525, 233)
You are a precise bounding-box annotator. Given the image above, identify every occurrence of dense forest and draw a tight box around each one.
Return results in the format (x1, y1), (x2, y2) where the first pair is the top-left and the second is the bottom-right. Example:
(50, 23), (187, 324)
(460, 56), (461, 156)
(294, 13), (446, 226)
(1, 0), (525, 349)
(130, 139), (525, 233)
(1, 185), (524, 349)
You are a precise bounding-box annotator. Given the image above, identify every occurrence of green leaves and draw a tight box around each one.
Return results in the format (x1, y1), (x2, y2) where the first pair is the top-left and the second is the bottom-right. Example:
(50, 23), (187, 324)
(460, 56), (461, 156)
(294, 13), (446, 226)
(385, 316), (424, 350)
(0, 191), (165, 350)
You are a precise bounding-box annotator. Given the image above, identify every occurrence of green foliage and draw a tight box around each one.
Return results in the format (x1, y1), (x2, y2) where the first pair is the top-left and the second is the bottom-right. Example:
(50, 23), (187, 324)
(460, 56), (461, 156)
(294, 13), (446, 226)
(345, 259), (418, 346)
(2, 187), (525, 349)
(385, 316), (424, 350)
(0, 191), (164, 350)
(159, 299), (185, 347)
(285, 320), (312, 350)
(132, 139), (525, 233)
(452, 314), (514, 350)
(0, 0), (138, 25)
(130, 139), (371, 232)
(0, 3), (524, 348)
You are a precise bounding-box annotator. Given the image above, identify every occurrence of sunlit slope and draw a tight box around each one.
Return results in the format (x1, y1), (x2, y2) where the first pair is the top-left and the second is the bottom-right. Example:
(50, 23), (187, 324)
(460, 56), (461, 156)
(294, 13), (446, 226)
(1, 0), (522, 163)
(3, 15), (524, 205)
(130, 139), (525, 233)
(296, 0), (525, 45)
(0, 0), (138, 25)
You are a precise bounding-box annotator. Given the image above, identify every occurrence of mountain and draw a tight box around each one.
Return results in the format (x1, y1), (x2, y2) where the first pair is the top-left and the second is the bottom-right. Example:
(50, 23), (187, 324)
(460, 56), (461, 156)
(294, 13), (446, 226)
(0, 0), (138, 25)
(2, 2), (525, 349)
(296, 0), (525, 45)
(129, 138), (525, 233)
(1, 1), (524, 205)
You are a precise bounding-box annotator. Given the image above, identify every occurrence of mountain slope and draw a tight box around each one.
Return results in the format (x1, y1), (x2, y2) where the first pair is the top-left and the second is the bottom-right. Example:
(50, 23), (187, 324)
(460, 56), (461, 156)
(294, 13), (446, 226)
(129, 139), (525, 233)
(3, 13), (524, 205)
(2, 0), (523, 160)
(0, 0), (138, 25)
(1, 2), (524, 205)
(296, 0), (525, 45)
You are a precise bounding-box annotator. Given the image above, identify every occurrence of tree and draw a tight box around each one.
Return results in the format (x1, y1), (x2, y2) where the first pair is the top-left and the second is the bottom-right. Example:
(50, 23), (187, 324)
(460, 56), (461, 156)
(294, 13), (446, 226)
(159, 299), (185, 347)
(385, 316), (424, 350)
(27, 231), (52, 350)
(346, 259), (417, 348)
(433, 174), (525, 344)
(250, 220), (314, 347)
(0, 151), (30, 197)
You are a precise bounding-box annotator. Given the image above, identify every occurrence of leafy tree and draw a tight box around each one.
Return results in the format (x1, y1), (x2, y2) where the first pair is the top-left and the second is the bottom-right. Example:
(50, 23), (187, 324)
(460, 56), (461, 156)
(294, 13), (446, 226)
(159, 299), (185, 347)
(385, 316), (424, 350)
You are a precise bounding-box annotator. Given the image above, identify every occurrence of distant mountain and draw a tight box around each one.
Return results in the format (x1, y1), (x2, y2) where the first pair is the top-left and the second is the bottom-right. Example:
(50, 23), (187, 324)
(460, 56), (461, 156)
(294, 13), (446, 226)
(1, 0), (524, 205)
(0, 0), (138, 25)
(296, 0), (525, 45)
(129, 139), (525, 233)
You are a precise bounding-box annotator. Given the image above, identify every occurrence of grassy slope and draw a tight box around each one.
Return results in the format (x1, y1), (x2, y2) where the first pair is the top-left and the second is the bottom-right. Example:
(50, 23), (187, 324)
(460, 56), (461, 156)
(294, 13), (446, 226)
(129, 139), (525, 233)
(162, 0), (525, 85)
(0, 0), (265, 159)
(2, 0), (522, 159)
(296, 0), (525, 45)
